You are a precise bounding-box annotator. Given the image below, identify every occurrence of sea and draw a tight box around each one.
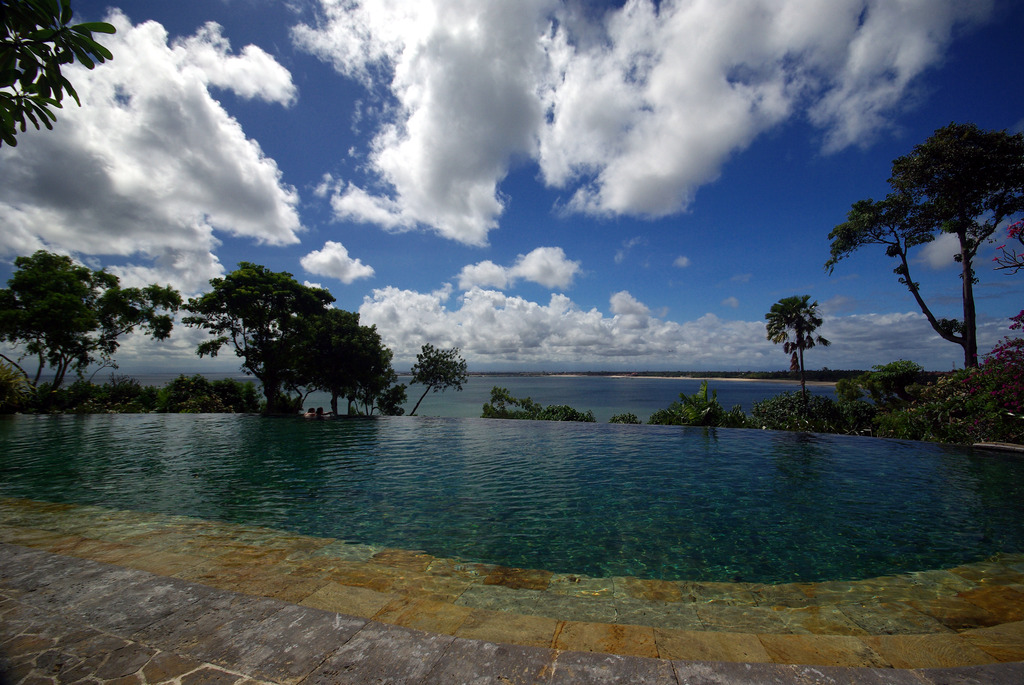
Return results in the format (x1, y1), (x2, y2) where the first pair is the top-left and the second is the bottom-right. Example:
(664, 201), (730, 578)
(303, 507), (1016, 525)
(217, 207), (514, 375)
(113, 372), (837, 423)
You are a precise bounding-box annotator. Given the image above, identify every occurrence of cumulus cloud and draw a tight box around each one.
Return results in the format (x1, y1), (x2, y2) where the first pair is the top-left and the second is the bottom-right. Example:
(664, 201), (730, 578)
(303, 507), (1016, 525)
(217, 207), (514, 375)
(456, 246), (581, 290)
(0, 11), (301, 294)
(357, 283), (985, 371)
(296, 0), (989, 240)
(722, 296), (739, 308)
(916, 232), (961, 269)
(674, 256), (691, 268)
(301, 241), (375, 283)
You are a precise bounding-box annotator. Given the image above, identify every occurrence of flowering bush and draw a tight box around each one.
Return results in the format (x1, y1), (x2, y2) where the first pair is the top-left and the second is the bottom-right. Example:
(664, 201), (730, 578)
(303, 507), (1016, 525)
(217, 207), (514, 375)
(876, 324), (1024, 444)
(993, 219), (1024, 273)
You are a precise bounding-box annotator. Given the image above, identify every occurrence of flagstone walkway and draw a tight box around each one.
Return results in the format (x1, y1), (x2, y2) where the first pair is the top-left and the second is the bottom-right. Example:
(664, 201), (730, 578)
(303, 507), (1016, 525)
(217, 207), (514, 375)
(2, 498), (1023, 683)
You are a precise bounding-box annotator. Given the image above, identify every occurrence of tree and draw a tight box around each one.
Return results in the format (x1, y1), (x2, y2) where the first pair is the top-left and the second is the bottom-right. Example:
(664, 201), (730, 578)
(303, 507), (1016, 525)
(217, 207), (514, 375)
(407, 343), (467, 416)
(827, 123), (1024, 367)
(182, 263), (334, 413)
(765, 295), (830, 401)
(343, 323), (405, 416)
(1, 0), (116, 147)
(0, 250), (181, 390)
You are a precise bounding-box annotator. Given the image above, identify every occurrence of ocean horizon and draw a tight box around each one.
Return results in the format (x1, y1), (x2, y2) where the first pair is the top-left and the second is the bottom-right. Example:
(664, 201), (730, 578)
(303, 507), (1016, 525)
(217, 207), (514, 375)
(95, 371), (838, 423)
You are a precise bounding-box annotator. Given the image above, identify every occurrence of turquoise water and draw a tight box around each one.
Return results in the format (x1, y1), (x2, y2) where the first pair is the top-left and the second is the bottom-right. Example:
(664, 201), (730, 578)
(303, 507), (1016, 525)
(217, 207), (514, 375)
(2, 414), (1021, 583)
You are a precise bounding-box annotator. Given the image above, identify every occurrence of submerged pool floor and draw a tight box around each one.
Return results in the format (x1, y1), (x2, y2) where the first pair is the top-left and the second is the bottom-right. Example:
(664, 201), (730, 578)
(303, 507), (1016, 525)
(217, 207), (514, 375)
(2, 497), (1024, 668)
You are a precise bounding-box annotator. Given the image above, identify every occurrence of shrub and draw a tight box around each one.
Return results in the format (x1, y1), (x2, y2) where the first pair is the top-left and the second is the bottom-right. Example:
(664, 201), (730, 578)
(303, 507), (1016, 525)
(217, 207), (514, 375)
(0, 361), (33, 413)
(751, 391), (872, 434)
(609, 412), (641, 424)
(157, 375), (226, 413)
(836, 360), (924, 409)
(481, 386), (594, 422)
(211, 378), (260, 413)
(647, 381), (747, 428)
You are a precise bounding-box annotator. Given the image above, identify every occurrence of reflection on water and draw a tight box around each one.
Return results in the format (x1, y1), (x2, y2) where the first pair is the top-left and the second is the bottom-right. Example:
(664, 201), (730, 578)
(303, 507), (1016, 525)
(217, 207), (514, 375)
(2, 414), (1022, 583)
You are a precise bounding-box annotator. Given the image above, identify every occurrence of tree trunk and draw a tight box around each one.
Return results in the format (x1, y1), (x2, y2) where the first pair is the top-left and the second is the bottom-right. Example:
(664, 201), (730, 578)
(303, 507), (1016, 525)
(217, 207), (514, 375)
(798, 347), (807, 402)
(960, 236), (979, 368)
(409, 384), (431, 416)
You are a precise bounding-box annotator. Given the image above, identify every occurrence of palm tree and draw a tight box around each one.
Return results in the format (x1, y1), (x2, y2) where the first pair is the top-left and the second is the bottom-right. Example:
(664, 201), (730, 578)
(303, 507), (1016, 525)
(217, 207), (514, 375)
(765, 295), (831, 401)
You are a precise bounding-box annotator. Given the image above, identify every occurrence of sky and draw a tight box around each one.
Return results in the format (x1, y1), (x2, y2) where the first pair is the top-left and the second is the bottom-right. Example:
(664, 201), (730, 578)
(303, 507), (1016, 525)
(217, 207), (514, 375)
(1, 0), (1022, 374)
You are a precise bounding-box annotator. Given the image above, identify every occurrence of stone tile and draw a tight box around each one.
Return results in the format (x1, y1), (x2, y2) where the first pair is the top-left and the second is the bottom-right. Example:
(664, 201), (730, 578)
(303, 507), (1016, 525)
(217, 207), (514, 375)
(455, 583), (618, 623)
(904, 596), (1006, 631)
(306, 539), (380, 563)
(303, 621), (454, 684)
(614, 577), (684, 602)
(372, 597), (473, 635)
(915, 661), (1024, 685)
(548, 573), (615, 598)
(949, 561), (1024, 586)
(957, 585), (1024, 623)
(132, 591), (284, 654)
(299, 581), (397, 618)
(141, 651), (208, 683)
(749, 582), (819, 608)
(773, 604), (868, 635)
(960, 621), (1024, 662)
(553, 621), (659, 658)
(654, 628), (773, 663)
(370, 548), (434, 572)
(861, 633), (996, 669)
(93, 643), (157, 680)
(454, 608), (560, 648)
(838, 601), (953, 635)
(119, 549), (206, 576)
(424, 557), (490, 581)
(673, 660), (920, 685)
(549, 650), (677, 684)
(423, 637), (555, 684)
(677, 581), (759, 605)
(757, 634), (890, 668)
(203, 603), (365, 684)
(384, 569), (475, 602)
(695, 603), (792, 633)
(616, 597), (704, 631)
(484, 565), (554, 591)
(72, 573), (218, 635)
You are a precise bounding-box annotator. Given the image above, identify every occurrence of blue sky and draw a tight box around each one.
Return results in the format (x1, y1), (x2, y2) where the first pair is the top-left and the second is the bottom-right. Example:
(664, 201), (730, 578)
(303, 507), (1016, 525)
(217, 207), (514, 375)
(1, 0), (1022, 373)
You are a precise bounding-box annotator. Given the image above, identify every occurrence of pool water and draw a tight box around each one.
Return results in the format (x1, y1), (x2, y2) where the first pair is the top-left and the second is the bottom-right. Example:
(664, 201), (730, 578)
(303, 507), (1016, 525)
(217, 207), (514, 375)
(2, 414), (1022, 583)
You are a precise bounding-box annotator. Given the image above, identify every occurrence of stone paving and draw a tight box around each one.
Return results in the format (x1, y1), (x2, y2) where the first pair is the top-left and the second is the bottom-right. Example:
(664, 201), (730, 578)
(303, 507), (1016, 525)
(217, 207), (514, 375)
(2, 497), (1024, 683)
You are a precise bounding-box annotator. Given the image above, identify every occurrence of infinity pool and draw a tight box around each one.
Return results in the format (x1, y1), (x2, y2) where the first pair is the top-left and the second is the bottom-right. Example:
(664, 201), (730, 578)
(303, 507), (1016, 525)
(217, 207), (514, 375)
(2, 414), (1022, 583)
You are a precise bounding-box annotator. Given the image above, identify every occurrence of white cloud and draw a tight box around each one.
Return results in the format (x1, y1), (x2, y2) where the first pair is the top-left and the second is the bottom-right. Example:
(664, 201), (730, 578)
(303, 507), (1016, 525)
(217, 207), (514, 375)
(457, 246), (581, 290)
(301, 241), (375, 283)
(722, 296), (739, 308)
(358, 283), (990, 371)
(916, 232), (961, 269)
(0, 11), (301, 295)
(294, 0), (552, 245)
(674, 256), (691, 268)
(297, 0), (990, 238)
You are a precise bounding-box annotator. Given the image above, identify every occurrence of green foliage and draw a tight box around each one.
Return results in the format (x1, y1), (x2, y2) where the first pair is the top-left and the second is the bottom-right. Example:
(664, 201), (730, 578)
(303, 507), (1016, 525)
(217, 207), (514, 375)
(183, 263), (333, 413)
(646, 381), (747, 428)
(0, 360), (32, 412)
(609, 412), (641, 424)
(826, 123), (1024, 368)
(155, 374), (258, 413)
(0, 251), (181, 389)
(1, 0), (116, 146)
(836, 360), (924, 410)
(751, 391), (875, 435)
(408, 343), (468, 415)
(481, 386), (594, 422)
(30, 374), (157, 413)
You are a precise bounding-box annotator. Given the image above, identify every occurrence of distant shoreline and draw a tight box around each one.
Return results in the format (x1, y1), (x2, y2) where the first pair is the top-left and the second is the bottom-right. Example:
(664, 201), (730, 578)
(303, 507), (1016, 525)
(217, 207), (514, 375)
(559, 374), (837, 387)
